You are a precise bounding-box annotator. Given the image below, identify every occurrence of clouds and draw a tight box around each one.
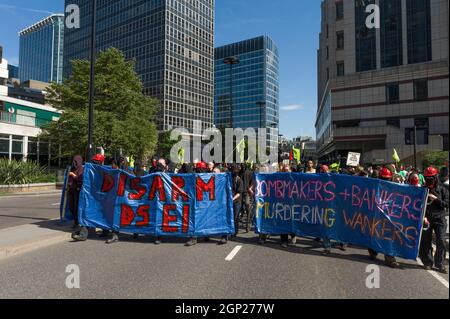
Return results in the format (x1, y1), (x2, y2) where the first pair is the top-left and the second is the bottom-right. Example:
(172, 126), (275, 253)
(0, 4), (53, 15)
(280, 104), (305, 112)
(7, 56), (19, 66)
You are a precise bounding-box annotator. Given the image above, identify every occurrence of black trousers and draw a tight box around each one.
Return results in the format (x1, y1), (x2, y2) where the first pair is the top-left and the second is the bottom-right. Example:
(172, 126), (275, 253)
(68, 188), (80, 226)
(419, 215), (447, 268)
(233, 201), (242, 236)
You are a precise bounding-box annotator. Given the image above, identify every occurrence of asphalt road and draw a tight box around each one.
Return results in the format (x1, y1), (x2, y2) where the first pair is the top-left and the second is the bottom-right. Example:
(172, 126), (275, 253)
(0, 193), (61, 230)
(0, 193), (448, 299)
(0, 231), (448, 299)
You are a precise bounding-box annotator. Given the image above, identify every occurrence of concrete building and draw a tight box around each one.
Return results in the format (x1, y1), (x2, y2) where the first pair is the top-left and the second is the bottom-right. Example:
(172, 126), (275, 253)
(19, 14), (65, 84)
(7, 80), (48, 105)
(63, 0), (215, 133)
(214, 36), (280, 148)
(1, 54), (61, 164)
(316, 0), (449, 166)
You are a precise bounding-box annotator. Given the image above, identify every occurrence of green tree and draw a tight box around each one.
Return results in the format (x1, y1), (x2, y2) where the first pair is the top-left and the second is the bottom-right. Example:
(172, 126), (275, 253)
(422, 151), (449, 168)
(41, 48), (158, 161)
(156, 130), (179, 160)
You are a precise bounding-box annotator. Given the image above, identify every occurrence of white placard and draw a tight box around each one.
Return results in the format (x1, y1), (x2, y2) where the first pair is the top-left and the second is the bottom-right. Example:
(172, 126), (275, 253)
(346, 152), (361, 167)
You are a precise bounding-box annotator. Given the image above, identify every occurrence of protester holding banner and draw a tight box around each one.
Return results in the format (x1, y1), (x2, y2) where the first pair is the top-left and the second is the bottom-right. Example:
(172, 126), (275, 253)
(241, 163), (255, 233)
(230, 164), (244, 240)
(153, 159), (168, 245)
(305, 160), (316, 174)
(69, 155), (90, 242)
(68, 155), (84, 230)
(367, 167), (400, 268)
(419, 167), (449, 274)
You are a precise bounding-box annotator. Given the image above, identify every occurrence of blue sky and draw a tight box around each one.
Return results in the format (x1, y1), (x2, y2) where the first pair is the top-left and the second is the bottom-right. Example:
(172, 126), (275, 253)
(0, 0), (321, 138)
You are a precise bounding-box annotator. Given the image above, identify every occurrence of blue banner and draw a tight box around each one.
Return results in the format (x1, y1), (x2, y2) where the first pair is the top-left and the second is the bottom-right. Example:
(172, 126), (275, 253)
(78, 164), (235, 237)
(254, 173), (428, 260)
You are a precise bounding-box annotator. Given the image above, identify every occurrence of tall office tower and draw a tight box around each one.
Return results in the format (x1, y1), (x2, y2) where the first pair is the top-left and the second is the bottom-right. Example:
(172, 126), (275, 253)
(316, 0), (448, 165)
(63, 0), (215, 132)
(19, 14), (65, 84)
(215, 36), (280, 147)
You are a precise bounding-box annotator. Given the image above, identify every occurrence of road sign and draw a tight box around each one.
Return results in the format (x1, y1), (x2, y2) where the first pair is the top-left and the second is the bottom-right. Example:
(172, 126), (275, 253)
(346, 152), (361, 167)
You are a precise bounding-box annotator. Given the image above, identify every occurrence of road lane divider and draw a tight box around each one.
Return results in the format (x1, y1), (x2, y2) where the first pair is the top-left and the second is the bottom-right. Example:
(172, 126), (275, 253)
(225, 245), (242, 261)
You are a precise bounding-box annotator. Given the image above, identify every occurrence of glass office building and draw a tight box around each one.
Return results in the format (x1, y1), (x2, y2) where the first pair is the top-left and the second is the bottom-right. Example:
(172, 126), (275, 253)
(215, 36), (279, 143)
(63, 0), (214, 132)
(7, 65), (19, 79)
(19, 14), (64, 84)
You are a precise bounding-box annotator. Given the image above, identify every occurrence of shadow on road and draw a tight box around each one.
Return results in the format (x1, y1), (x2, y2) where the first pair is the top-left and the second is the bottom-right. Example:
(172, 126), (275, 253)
(29, 220), (432, 271)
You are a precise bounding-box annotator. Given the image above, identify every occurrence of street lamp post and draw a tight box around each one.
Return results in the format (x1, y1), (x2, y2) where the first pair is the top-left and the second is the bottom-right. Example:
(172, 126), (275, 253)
(87, 0), (97, 162)
(224, 56), (240, 128)
(413, 125), (417, 168)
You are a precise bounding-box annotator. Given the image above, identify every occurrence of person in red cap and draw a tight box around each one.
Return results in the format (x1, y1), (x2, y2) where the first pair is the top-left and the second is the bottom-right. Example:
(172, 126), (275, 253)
(91, 154), (105, 165)
(419, 167), (449, 274)
(366, 167), (400, 268)
(319, 165), (329, 173)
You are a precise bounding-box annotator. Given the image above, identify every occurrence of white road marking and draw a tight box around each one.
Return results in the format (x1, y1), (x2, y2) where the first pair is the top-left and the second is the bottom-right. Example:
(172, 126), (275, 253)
(51, 203), (60, 206)
(416, 258), (449, 289)
(225, 245), (242, 261)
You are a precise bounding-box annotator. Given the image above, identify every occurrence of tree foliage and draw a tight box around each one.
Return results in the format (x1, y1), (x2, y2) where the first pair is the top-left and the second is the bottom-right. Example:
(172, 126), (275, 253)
(155, 130), (179, 160)
(41, 48), (158, 161)
(422, 151), (449, 168)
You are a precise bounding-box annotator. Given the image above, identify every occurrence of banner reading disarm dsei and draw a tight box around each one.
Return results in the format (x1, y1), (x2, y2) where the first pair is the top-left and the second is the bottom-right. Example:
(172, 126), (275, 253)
(78, 164), (235, 237)
(254, 173), (428, 260)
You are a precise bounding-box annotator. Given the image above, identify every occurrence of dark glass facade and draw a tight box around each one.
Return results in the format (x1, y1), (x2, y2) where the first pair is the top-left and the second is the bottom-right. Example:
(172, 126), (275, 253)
(64, 0), (214, 131)
(380, 0), (403, 67)
(214, 36), (279, 138)
(355, 0), (376, 72)
(7, 65), (19, 79)
(19, 14), (64, 83)
(407, 0), (432, 64)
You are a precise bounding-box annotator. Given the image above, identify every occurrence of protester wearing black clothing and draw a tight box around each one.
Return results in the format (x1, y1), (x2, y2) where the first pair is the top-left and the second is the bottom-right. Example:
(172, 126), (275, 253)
(68, 155), (84, 228)
(70, 155), (89, 242)
(230, 165), (244, 239)
(419, 167), (449, 274)
(241, 164), (255, 233)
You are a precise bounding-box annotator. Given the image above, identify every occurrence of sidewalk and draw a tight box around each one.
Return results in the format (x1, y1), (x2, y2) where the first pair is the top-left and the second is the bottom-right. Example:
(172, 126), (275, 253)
(0, 190), (62, 198)
(0, 220), (72, 261)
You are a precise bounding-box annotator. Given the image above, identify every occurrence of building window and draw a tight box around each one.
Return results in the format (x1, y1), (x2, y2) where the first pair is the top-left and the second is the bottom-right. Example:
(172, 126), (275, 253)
(326, 24), (329, 38)
(405, 118), (429, 145)
(336, 1), (344, 20)
(326, 46), (329, 60)
(386, 118), (400, 128)
(355, 0), (377, 72)
(386, 82), (399, 104)
(407, 0), (432, 64)
(380, 0), (403, 68)
(414, 79), (428, 101)
(336, 31), (344, 50)
(336, 61), (345, 77)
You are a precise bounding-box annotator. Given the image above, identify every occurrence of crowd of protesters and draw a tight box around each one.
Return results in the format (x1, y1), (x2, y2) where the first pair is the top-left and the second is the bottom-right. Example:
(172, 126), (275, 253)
(67, 153), (449, 274)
